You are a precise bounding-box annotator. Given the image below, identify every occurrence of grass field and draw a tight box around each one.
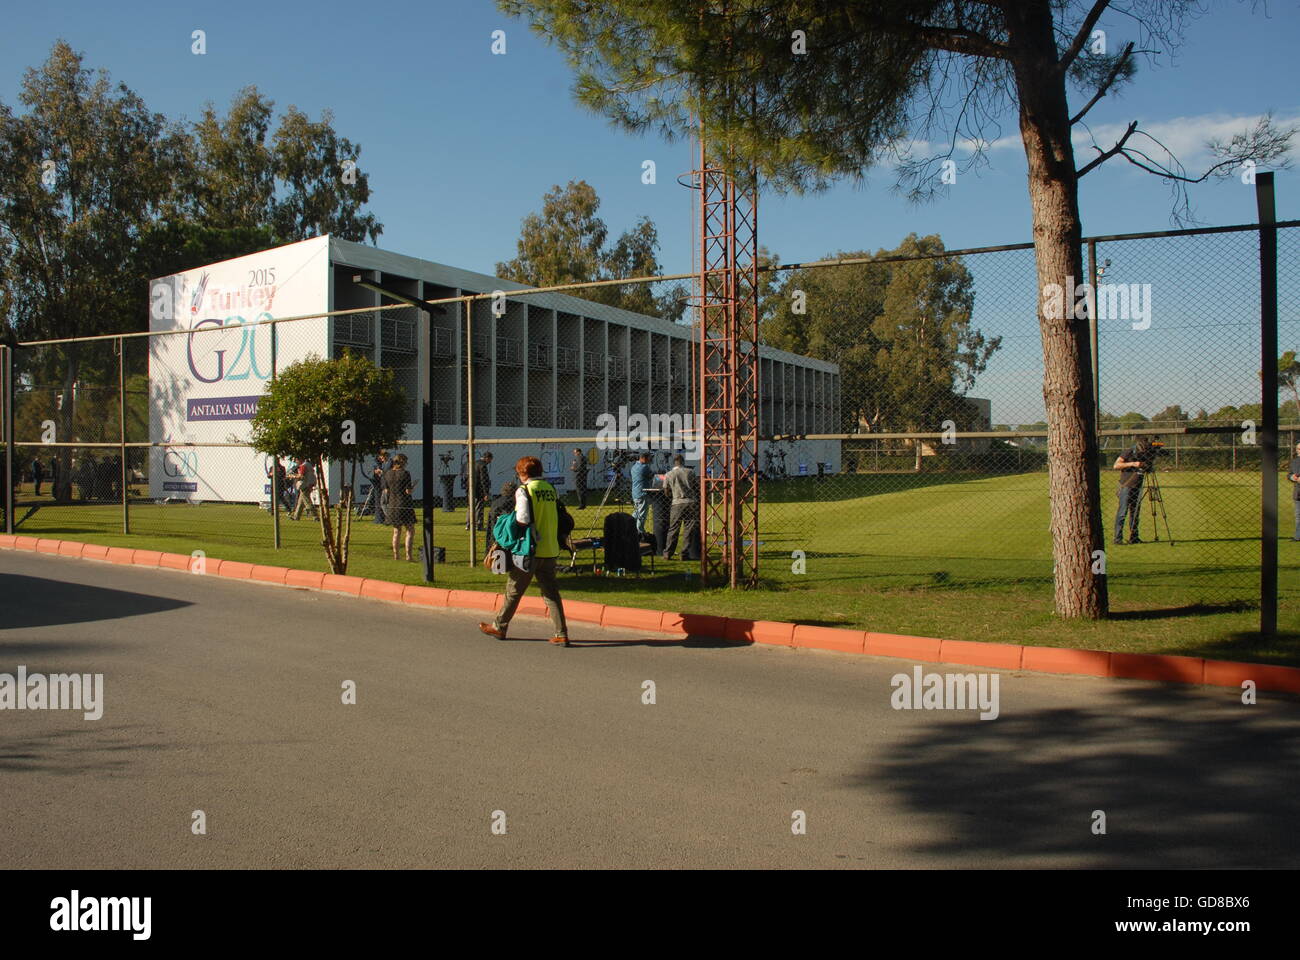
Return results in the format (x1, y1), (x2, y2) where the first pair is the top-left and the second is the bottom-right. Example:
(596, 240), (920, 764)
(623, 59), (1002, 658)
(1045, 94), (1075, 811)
(7, 469), (1299, 665)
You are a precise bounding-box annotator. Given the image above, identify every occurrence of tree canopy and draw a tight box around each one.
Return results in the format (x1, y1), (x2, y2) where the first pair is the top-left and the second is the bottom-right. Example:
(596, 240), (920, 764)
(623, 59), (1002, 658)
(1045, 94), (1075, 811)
(495, 179), (687, 320)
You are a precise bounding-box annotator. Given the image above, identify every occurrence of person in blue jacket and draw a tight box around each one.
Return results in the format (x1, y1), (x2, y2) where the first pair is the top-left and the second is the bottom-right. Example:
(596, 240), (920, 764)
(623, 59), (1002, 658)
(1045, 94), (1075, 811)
(630, 451), (654, 535)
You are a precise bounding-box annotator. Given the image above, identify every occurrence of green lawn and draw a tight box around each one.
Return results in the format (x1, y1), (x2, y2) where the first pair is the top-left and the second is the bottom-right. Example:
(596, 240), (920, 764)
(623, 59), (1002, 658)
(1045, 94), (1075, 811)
(7, 469), (1299, 665)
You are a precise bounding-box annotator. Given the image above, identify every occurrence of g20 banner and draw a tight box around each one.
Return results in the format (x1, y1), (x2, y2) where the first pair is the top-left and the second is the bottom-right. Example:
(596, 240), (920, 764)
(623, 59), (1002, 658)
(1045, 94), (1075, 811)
(148, 237), (329, 503)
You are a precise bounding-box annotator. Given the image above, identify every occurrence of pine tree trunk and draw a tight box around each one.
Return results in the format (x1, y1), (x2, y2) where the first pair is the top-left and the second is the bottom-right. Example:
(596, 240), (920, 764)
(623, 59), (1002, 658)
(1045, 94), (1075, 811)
(1011, 12), (1107, 619)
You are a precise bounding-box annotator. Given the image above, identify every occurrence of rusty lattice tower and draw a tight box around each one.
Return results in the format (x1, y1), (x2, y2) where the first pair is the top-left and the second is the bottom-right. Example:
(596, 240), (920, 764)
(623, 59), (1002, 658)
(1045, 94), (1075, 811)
(693, 131), (760, 588)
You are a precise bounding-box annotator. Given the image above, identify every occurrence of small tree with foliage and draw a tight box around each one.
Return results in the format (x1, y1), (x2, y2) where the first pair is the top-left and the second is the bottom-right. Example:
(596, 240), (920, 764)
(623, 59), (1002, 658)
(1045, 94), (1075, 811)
(249, 352), (406, 574)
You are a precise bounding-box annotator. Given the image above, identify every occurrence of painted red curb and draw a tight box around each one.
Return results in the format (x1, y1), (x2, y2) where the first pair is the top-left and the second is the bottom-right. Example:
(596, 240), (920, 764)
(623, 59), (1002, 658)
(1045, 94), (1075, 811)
(601, 605), (664, 631)
(251, 565), (289, 585)
(793, 624), (867, 654)
(322, 574), (365, 596)
(563, 599), (606, 625)
(661, 612), (728, 637)
(1110, 652), (1205, 685)
(1022, 646), (1111, 678)
(1204, 659), (1300, 692)
(866, 632), (943, 663)
(940, 638), (1024, 670)
(360, 578), (405, 603)
(403, 585), (450, 608)
(217, 560), (254, 580)
(285, 569), (326, 589)
(515, 595), (549, 617)
(6, 537), (1300, 694)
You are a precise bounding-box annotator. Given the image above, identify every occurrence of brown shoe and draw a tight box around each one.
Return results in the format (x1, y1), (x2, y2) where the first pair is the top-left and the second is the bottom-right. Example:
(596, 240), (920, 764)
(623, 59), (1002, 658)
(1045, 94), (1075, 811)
(479, 622), (506, 639)
(550, 636), (570, 647)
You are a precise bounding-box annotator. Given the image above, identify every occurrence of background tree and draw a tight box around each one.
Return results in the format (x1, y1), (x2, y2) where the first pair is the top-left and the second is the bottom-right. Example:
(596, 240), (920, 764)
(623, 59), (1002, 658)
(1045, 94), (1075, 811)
(496, 179), (687, 320)
(1278, 351), (1300, 421)
(764, 234), (997, 447)
(0, 44), (386, 499)
(248, 352), (407, 574)
(0, 41), (188, 499)
(501, 0), (1294, 619)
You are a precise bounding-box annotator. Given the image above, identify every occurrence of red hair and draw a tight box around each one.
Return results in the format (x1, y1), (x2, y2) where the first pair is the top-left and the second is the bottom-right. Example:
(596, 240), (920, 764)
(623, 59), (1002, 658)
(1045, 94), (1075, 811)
(515, 455), (543, 478)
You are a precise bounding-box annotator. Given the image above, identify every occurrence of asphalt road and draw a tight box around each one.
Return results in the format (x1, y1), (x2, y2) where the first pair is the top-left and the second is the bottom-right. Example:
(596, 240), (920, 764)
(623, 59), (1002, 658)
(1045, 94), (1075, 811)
(1, 549), (1298, 869)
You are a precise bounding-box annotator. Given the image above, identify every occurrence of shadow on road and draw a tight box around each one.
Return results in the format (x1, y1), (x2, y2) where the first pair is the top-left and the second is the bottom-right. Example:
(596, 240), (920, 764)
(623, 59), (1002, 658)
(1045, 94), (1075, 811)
(867, 682), (1300, 867)
(0, 573), (192, 632)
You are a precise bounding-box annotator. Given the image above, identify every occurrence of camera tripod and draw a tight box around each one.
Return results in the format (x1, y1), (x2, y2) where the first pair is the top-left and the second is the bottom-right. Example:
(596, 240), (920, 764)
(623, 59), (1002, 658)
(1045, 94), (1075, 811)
(1142, 467), (1174, 545)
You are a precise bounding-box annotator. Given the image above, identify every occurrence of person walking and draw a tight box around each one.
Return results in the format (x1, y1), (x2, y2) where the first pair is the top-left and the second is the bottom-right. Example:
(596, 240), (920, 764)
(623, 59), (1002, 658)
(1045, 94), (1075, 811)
(479, 455), (569, 646)
(630, 451), (654, 534)
(570, 447), (588, 509)
(661, 454), (699, 560)
(384, 453), (417, 561)
(1288, 441), (1300, 541)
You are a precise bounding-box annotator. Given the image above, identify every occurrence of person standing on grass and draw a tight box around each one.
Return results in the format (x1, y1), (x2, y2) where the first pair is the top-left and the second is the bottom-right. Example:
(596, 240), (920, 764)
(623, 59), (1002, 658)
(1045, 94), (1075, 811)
(368, 450), (390, 524)
(1289, 441), (1300, 541)
(1112, 437), (1152, 544)
(630, 451), (654, 534)
(384, 453), (417, 561)
(291, 457), (318, 521)
(479, 455), (569, 646)
(30, 457), (44, 497)
(661, 454), (699, 560)
(485, 480), (519, 555)
(571, 447), (588, 509)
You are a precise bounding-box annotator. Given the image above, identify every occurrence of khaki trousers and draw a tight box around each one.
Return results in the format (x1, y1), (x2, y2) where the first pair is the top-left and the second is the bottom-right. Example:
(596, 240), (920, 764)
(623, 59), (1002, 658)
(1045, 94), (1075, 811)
(494, 556), (568, 638)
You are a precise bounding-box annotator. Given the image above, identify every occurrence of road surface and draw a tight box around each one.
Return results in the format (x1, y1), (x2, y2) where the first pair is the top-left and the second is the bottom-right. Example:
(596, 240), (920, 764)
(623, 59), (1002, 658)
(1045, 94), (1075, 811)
(1, 549), (1297, 868)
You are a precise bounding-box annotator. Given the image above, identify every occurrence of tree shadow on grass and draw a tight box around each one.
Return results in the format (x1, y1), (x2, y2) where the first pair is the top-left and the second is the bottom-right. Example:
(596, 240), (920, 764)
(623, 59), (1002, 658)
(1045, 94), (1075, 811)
(0, 574), (191, 631)
(868, 682), (1300, 867)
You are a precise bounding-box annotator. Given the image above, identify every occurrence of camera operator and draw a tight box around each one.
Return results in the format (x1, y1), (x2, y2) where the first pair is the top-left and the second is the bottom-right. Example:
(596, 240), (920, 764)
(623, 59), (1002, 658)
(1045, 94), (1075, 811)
(1113, 437), (1156, 544)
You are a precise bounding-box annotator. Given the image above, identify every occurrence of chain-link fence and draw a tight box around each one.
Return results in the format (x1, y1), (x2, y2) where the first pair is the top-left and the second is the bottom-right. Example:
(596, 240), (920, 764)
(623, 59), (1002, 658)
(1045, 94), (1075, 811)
(2, 220), (1295, 631)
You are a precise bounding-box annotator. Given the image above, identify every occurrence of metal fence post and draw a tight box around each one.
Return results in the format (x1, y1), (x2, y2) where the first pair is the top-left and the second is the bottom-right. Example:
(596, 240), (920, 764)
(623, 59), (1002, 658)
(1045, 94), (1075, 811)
(421, 306), (435, 582)
(118, 337), (129, 534)
(1257, 171), (1278, 638)
(271, 321), (281, 550)
(2, 344), (12, 534)
(466, 296), (476, 567)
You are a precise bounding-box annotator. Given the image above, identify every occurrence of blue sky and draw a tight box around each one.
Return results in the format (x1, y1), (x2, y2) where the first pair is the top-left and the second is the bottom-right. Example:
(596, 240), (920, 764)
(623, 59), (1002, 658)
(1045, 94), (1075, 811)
(3, 0), (1298, 422)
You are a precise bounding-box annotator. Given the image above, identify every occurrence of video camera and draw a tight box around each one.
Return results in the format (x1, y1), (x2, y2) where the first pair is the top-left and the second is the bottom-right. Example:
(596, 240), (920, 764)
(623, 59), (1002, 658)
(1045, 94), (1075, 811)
(1136, 440), (1167, 472)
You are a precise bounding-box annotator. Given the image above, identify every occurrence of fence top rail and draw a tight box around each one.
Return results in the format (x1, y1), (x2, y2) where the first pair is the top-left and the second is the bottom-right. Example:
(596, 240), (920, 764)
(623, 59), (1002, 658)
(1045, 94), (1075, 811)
(10, 219), (1295, 349)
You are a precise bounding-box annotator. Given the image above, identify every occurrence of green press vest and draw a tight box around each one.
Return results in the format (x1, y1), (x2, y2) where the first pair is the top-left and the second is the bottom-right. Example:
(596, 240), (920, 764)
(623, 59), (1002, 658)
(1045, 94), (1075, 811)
(525, 478), (560, 559)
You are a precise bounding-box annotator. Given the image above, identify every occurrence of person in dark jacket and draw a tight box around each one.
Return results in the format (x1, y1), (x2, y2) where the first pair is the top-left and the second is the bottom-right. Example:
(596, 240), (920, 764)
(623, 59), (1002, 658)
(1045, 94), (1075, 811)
(570, 447), (588, 509)
(467, 451), (493, 530)
(485, 481), (519, 555)
(384, 453), (417, 560)
(30, 457), (44, 497)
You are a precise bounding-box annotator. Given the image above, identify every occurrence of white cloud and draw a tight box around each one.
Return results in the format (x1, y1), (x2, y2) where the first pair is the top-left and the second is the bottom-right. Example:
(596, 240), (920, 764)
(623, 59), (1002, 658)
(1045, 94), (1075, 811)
(898, 111), (1300, 169)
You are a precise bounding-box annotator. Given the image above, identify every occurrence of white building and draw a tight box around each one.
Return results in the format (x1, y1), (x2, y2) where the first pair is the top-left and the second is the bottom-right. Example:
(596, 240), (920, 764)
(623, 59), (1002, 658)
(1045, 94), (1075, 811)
(148, 236), (841, 502)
